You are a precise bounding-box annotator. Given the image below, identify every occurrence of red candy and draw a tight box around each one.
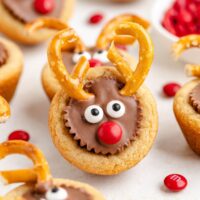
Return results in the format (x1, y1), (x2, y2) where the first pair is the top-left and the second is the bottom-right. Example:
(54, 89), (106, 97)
(97, 121), (122, 145)
(163, 83), (181, 97)
(116, 44), (127, 51)
(89, 58), (102, 68)
(8, 130), (30, 141)
(162, 0), (200, 37)
(89, 13), (104, 24)
(34, 0), (55, 14)
(164, 174), (188, 192)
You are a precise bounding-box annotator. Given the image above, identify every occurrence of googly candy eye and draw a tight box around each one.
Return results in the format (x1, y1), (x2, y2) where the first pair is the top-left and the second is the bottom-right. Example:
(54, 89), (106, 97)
(45, 187), (68, 200)
(72, 51), (91, 63)
(84, 105), (104, 124)
(93, 50), (109, 63)
(106, 100), (125, 118)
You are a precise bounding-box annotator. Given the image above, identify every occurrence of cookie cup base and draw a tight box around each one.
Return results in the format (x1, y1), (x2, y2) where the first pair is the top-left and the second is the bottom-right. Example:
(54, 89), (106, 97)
(174, 79), (200, 155)
(49, 67), (158, 175)
(4, 178), (105, 200)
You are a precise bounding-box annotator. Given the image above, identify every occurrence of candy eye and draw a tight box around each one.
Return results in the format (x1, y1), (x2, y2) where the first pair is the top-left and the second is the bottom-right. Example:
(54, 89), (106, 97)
(45, 187), (68, 200)
(84, 105), (104, 124)
(93, 50), (109, 63)
(106, 100), (125, 118)
(73, 51), (91, 63)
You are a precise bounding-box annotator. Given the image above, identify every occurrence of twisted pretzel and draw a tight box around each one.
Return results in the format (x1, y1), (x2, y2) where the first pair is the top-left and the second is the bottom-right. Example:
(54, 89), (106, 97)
(173, 35), (200, 77)
(48, 29), (94, 100)
(96, 14), (150, 49)
(48, 22), (153, 100)
(0, 96), (10, 123)
(108, 22), (154, 96)
(0, 141), (51, 184)
(26, 18), (85, 52)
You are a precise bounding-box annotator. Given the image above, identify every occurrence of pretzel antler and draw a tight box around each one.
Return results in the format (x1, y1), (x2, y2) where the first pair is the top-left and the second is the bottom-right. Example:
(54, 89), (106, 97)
(108, 22), (154, 96)
(48, 29), (94, 100)
(26, 18), (85, 52)
(0, 96), (10, 123)
(0, 141), (51, 185)
(173, 35), (200, 77)
(96, 14), (150, 50)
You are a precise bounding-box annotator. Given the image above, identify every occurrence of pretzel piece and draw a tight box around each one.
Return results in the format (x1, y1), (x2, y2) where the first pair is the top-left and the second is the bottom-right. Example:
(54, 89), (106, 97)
(185, 65), (200, 77)
(48, 29), (94, 100)
(0, 96), (10, 123)
(0, 141), (51, 184)
(96, 14), (150, 49)
(173, 35), (200, 77)
(108, 22), (154, 96)
(26, 18), (85, 52)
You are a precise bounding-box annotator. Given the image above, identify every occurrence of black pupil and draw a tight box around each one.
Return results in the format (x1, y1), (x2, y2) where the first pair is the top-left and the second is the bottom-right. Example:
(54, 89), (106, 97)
(91, 108), (99, 116)
(78, 52), (83, 55)
(51, 187), (59, 193)
(112, 103), (121, 111)
(98, 50), (103, 54)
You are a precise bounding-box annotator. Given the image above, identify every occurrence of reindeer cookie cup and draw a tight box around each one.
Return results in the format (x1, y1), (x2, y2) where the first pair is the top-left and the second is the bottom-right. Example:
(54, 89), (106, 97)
(1, 141), (105, 200)
(50, 69), (158, 175)
(173, 35), (200, 155)
(0, 37), (23, 101)
(0, 0), (74, 45)
(48, 22), (157, 175)
(27, 14), (150, 100)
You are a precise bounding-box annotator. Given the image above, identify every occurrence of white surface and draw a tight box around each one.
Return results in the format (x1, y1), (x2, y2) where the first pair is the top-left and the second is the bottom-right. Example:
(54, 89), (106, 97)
(0, 0), (199, 199)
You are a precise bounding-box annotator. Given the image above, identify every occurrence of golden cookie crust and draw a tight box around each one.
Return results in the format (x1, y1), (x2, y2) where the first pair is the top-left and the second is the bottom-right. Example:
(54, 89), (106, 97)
(0, 0), (74, 45)
(42, 50), (137, 100)
(49, 67), (158, 175)
(4, 178), (105, 200)
(174, 79), (200, 155)
(0, 37), (23, 102)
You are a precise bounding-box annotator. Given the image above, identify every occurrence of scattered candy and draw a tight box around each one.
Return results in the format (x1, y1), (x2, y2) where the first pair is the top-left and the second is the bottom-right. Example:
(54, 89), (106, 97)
(163, 83), (181, 97)
(89, 58), (102, 68)
(164, 174), (188, 192)
(34, 0), (55, 14)
(8, 130), (30, 141)
(162, 0), (200, 37)
(97, 121), (122, 145)
(89, 13), (104, 24)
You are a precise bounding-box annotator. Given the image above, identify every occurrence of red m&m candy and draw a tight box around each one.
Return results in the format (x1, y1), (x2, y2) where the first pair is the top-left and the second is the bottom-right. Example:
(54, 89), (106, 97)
(89, 58), (102, 68)
(97, 121), (122, 145)
(88, 13), (104, 24)
(34, 0), (55, 14)
(8, 130), (30, 141)
(163, 82), (181, 97)
(164, 174), (188, 192)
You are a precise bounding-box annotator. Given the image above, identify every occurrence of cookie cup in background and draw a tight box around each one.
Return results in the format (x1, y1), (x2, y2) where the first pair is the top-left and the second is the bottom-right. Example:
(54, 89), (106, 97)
(0, 0), (74, 45)
(174, 79), (200, 155)
(4, 179), (105, 200)
(0, 37), (23, 101)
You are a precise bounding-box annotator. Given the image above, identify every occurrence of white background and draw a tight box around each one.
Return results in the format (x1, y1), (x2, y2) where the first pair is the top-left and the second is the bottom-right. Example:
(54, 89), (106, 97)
(0, 0), (200, 199)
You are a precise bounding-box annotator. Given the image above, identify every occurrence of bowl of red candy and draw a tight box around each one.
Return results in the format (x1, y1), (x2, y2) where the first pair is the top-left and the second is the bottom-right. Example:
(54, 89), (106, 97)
(152, 0), (200, 63)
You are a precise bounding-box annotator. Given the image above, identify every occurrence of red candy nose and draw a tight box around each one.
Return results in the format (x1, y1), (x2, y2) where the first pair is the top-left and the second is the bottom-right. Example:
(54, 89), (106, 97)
(89, 59), (102, 68)
(34, 0), (55, 14)
(97, 121), (122, 145)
